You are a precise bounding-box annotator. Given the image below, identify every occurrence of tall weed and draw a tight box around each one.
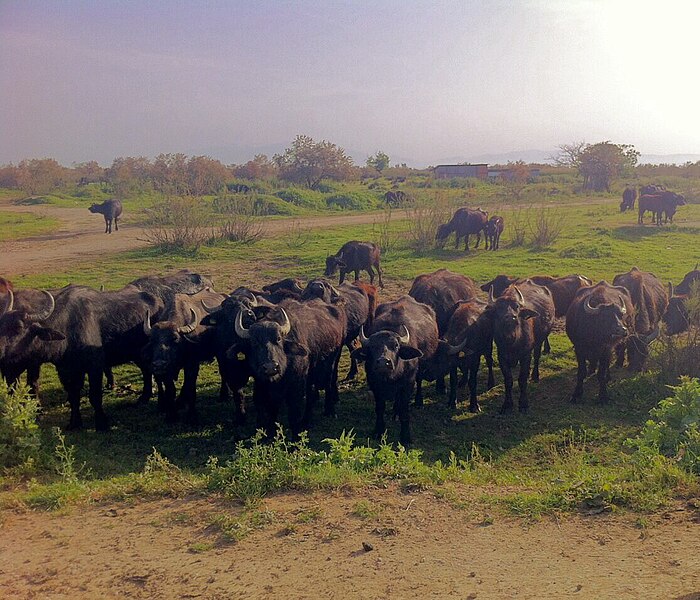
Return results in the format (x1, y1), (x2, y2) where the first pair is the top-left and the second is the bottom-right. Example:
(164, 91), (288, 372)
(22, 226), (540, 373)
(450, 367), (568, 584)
(0, 381), (40, 470)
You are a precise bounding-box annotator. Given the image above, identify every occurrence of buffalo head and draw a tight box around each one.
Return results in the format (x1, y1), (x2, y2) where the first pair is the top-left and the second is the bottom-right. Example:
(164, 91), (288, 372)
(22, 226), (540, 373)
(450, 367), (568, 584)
(351, 325), (422, 379)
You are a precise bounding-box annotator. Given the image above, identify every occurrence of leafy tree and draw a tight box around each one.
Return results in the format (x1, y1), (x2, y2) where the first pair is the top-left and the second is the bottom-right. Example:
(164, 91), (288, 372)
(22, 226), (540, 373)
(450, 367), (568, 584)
(106, 156), (153, 199)
(186, 155), (229, 196)
(274, 135), (355, 189)
(152, 153), (189, 194)
(555, 141), (639, 191)
(234, 154), (277, 180)
(366, 151), (390, 173)
(16, 158), (68, 196)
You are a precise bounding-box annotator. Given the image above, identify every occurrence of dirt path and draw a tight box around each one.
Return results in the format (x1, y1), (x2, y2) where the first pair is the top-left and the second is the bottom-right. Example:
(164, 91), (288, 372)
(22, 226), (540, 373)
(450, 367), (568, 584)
(0, 201), (387, 277)
(1, 489), (699, 599)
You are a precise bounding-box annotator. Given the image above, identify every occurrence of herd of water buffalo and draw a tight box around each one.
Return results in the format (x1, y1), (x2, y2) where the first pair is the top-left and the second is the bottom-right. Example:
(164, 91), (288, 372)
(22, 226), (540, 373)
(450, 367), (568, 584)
(0, 235), (698, 445)
(620, 183), (687, 225)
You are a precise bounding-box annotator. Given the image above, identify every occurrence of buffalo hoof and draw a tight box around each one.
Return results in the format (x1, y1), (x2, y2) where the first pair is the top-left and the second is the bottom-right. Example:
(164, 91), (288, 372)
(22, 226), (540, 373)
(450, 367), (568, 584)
(468, 402), (481, 414)
(518, 403), (529, 414)
(66, 419), (83, 431)
(499, 403), (513, 415)
(94, 415), (110, 432)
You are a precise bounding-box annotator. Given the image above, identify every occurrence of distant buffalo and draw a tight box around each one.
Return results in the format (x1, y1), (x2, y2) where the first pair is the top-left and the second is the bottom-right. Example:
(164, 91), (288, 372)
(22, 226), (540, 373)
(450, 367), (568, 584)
(325, 241), (384, 288)
(436, 207), (489, 251)
(89, 199), (122, 233)
(620, 186), (637, 212)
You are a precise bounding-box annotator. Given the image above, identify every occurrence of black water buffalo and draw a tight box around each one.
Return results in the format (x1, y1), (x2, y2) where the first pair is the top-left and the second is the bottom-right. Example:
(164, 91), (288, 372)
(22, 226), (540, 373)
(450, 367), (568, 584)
(325, 241), (384, 288)
(484, 280), (555, 413)
(620, 186), (637, 212)
(301, 279), (377, 381)
(436, 207), (489, 251)
(89, 198), (122, 233)
(143, 288), (227, 424)
(612, 267), (667, 371)
(0, 284), (165, 431)
(233, 298), (346, 438)
(485, 216), (504, 250)
(352, 296), (438, 445)
(384, 190), (408, 206)
(566, 282), (635, 403)
(637, 192), (684, 226)
(659, 191), (686, 223)
(261, 278), (305, 298)
(663, 267), (699, 335)
(639, 184), (665, 196)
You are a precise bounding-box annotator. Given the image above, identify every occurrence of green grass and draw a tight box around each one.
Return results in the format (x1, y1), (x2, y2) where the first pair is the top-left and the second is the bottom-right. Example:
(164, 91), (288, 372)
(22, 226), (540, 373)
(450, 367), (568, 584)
(2, 191), (699, 517)
(0, 211), (60, 241)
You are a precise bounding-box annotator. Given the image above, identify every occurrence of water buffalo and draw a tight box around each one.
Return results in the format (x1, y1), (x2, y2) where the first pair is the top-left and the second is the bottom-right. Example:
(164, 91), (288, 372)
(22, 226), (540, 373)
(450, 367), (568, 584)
(662, 265), (700, 335)
(352, 296), (439, 445)
(233, 298), (346, 438)
(325, 241), (384, 288)
(436, 207), (489, 251)
(620, 186), (637, 212)
(89, 198), (122, 233)
(485, 216), (504, 250)
(612, 267), (667, 370)
(484, 280), (555, 413)
(566, 282), (635, 403)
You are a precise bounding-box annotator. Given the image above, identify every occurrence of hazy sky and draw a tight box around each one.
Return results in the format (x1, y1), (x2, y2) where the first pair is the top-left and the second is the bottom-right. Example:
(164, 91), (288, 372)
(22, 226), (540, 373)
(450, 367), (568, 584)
(1, 0), (698, 166)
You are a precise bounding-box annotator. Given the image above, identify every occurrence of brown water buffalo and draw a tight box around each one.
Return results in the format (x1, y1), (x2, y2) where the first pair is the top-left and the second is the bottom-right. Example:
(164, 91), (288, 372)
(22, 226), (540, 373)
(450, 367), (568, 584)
(662, 265), (700, 335)
(89, 198), (122, 233)
(620, 186), (637, 212)
(485, 216), (504, 250)
(566, 282), (635, 403)
(484, 280), (555, 413)
(612, 267), (667, 370)
(325, 241), (384, 288)
(436, 207), (489, 251)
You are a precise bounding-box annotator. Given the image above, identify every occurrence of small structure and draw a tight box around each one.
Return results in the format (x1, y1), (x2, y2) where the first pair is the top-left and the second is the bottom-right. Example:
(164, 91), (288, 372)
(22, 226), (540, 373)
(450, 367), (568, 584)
(433, 164), (488, 180)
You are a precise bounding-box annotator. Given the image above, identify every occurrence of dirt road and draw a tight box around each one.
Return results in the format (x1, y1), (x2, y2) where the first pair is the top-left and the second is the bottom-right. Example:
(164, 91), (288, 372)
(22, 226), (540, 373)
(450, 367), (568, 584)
(0, 201), (386, 277)
(1, 489), (699, 599)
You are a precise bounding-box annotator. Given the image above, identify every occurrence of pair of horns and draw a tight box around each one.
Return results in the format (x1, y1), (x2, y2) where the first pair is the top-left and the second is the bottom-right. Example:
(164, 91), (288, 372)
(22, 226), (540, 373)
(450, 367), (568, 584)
(143, 307), (197, 335)
(235, 306), (290, 340)
(583, 295), (626, 315)
(1, 289), (55, 321)
(359, 324), (410, 346)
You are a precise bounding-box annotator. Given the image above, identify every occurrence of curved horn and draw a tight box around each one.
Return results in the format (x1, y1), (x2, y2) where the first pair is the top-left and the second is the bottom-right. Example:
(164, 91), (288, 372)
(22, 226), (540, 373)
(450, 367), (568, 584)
(2, 288), (14, 315)
(447, 336), (469, 356)
(28, 290), (55, 321)
(241, 289), (258, 306)
(583, 296), (601, 315)
(177, 308), (198, 334)
(143, 310), (153, 335)
(278, 308), (291, 337)
(488, 285), (495, 304)
(201, 298), (219, 314)
(234, 308), (251, 339)
(398, 325), (410, 345)
(360, 325), (370, 346)
(618, 295), (627, 314)
(668, 281), (674, 298)
(513, 285), (525, 305)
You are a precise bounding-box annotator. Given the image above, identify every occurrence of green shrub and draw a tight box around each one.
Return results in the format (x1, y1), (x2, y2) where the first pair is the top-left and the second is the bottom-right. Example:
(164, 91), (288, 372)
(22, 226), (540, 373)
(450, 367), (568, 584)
(0, 381), (40, 470)
(325, 191), (379, 211)
(252, 194), (305, 216)
(274, 188), (325, 210)
(631, 377), (700, 474)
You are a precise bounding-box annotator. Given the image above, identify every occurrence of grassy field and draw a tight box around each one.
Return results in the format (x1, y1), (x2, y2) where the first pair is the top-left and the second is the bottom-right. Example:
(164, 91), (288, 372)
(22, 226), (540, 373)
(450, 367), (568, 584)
(1, 188), (699, 518)
(0, 210), (60, 242)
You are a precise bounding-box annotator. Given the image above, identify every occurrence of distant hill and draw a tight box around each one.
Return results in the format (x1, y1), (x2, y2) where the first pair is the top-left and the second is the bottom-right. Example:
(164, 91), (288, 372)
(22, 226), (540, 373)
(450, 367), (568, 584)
(638, 154), (700, 165)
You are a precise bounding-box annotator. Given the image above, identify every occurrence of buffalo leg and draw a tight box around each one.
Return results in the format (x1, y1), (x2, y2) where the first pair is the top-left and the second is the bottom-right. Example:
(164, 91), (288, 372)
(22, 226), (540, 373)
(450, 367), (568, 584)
(484, 350), (495, 389)
(286, 381), (306, 440)
(114, 216), (119, 231)
(325, 349), (342, 416)
(181, 362), (200, 425)
(448, 365), (459, 409)
(396, 381), (413, 446)
(414, 374), (424, 407)
(26, 363), (41, 397)
(543, 336), (551, 354)
(163, 379), (178, 422)
(499, 354), (514, 414)
(354, 269), (360, 282)
(135, 363), (154, 405)
(339, 270), (347, 285)
(597, 349), (612, 403)
(367, 266), (376, 285)
(376, 263), (384, 288)
(60, 372), (85, 431)
(531, 342), (542, 382)
(87, 368), (109, 431)
(344, 342), (359, 381)
(614, 341), (626, 368)
(467, 356), (480, 413)
(518, 355), (531, 413)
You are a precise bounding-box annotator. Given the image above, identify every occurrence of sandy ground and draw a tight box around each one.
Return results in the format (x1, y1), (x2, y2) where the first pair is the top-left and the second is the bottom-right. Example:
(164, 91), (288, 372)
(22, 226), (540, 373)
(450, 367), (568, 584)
(1, 488), (699, 599)
(0, 201), (387, 277)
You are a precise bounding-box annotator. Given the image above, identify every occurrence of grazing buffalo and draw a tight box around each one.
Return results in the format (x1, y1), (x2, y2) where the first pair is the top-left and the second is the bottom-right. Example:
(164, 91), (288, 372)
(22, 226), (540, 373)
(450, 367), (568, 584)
(566, 282), (635, 403)
(637, 192), (684, 225)
(659, 191), (686, 224)
(484, 280), (555, 413)
(301, 279), (377, 381)
(384, 190), (407, 206)
(325, 241), (384, 288)
(89, 198), (122, 233)
(352, 296), (439, 445)
(233, 298), (346, 438)
(143, 288), (227, 424)
(228, 183), (251, 193)
(612, 267), (667, 370)
(639, 184), (665, 196)
(620, 186), (637, 212)
(485, 216), (504, 250)
(436, 207), (489, 251)
(662, 265), (700, 335)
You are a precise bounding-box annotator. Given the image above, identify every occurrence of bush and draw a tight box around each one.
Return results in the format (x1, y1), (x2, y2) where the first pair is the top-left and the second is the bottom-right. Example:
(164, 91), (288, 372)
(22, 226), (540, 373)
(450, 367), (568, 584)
(0, 381), (40, 470)
(274, 188), (325, 210)
(631, 377), (700, 474)
(252, 194), (305, 216)
(529, 206), (566, 249)
(143, 195), (209, 250)
(325, 191), (379, 211)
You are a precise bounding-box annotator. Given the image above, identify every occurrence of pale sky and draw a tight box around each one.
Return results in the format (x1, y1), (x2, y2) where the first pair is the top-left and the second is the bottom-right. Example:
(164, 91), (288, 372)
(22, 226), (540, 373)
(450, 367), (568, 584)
(1, 0), (698, 167)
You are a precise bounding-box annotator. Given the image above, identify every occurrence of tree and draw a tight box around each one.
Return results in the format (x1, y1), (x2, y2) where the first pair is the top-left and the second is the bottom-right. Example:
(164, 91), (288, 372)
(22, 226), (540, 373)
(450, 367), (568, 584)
(234, 154), (277, 180)
(555, 141), (639, 191)
(186, 155), (230, 196)
(366, 151), (390, 173)
(16, 158), (68, 196)
(274, 135), (355, 189)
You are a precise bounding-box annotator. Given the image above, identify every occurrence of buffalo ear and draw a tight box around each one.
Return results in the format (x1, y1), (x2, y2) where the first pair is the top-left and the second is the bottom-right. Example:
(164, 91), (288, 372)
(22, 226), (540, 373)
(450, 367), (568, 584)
(350, 348), (367, 363)
(36, 328), (65, 341)
(519, 308), (539, 320)
(284, 340), (309, 356)
(398, 346), (423, 360)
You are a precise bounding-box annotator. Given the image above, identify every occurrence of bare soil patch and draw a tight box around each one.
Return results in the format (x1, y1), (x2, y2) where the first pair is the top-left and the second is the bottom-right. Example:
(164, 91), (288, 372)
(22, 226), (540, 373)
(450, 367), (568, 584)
(1, 488), (699, 599)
